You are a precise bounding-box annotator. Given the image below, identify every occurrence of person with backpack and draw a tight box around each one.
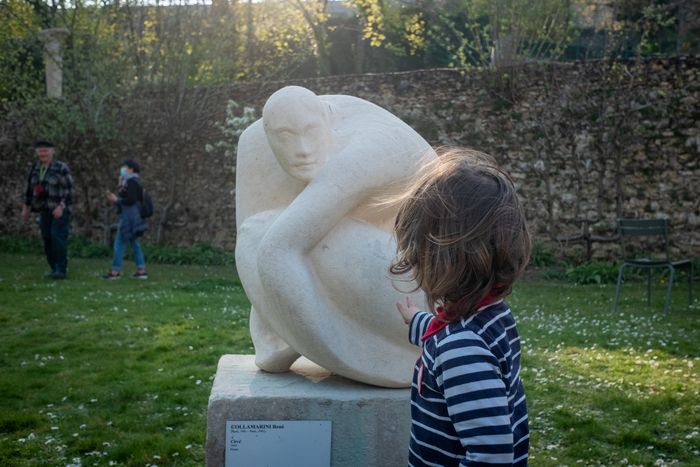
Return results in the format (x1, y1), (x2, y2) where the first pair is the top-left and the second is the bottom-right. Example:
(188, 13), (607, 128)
(103, 159), (149, 279)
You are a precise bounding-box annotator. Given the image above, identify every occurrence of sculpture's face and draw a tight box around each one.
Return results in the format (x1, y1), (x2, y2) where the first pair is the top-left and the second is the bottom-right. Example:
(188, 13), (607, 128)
(264, 97), (332, 183)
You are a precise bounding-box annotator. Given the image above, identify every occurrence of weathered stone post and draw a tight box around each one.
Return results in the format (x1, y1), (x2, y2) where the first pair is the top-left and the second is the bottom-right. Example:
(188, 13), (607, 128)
(39, 28), (70, 99)
(490, 35), (518, 68)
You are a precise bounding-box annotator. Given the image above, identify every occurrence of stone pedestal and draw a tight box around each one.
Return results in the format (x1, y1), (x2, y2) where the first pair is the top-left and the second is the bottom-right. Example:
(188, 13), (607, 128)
(206, 355), (411, 467)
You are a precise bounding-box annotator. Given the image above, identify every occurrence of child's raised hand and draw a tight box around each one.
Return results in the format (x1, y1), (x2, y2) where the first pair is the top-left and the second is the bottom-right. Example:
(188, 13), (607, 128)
(396, 296), (420, 325)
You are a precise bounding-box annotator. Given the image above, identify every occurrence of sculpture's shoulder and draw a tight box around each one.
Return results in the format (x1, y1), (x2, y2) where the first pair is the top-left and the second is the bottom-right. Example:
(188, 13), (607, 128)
(235, 118), (306, 226)
(238, 119), (267, 158)
(236, 118), (278, 176)
(320, 94), (428, 150)
(320, 94), (369, 106)
(320, 94), (394, 120)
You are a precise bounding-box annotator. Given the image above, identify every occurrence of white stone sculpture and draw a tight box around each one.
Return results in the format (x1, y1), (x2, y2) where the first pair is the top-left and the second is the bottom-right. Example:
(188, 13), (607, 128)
(235, 86), (435, 387)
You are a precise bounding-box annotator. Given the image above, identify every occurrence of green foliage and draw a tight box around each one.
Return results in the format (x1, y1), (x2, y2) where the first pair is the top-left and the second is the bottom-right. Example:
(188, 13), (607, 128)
(3, 96), (118, 159)
(1, 0), (698, 99)
(351, 0), (387, 47)
(0, 1), (43, 103)
(413, 5), (489, 69)
(68, 236), (112, 259)
(530, 243), (625, 286)
(562, 261), (622, 285)
(0, 235), (41, 255)
(530, 241), (558, 267)
(475, 0), (574, 62)
(530, 243), (627, 286)
(205, 100), (257, 161)
(0, 235), (233, 266)
(543, 259), (699, 286)
(403, 12), (426, 56)
(245, 1), (321, 78)
(145, 242), (235, 266)
(405, 0), (576, 70)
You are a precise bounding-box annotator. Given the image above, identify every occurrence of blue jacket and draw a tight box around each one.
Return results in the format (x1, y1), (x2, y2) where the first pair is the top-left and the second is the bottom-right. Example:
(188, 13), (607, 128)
(118, 203), (148, 240)
(117, 175), (148, 240)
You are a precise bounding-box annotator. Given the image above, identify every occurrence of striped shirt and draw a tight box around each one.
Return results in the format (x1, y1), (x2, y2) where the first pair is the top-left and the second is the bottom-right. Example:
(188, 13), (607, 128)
(407, 301), (529, 466)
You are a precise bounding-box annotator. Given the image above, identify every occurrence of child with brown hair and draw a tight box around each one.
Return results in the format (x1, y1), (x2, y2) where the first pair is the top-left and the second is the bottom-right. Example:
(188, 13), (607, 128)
(392, 147), (531, 466)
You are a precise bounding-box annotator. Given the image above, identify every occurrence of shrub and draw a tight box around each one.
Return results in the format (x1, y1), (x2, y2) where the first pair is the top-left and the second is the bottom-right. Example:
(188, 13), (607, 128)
(69, 236), (112, 258)
(145, 242), (234, 266)
(563, 261), (621, 285)
(0, 235), (234, 266)
(0, 236), (41, 255)
(530, 241), (558, 267)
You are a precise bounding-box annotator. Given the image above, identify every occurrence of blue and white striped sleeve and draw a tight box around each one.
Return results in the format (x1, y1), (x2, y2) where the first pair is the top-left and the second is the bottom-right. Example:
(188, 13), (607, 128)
(434, 332), (514, 466)
(408, 311), (433, 347)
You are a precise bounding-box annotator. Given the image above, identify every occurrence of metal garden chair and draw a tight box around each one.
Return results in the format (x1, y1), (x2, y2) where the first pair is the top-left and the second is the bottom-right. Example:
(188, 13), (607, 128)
(613, 218), (693, 313)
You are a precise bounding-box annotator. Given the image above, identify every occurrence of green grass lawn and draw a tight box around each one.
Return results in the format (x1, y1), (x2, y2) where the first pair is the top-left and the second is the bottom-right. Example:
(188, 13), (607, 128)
(0, 252), (698, 466)
(0, 253), (251, 466)
(512, 278), (699, 466)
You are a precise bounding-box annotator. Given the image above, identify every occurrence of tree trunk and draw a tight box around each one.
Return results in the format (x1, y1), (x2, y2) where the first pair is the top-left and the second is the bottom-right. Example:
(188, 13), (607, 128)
(246, 0), (255, 68)
(294, 0), (330, 76)
(354, 27), (364, 74)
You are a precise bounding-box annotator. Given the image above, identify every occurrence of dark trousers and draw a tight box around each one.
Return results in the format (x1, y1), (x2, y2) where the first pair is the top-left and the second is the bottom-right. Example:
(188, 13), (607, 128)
(39, 210), (70, 274)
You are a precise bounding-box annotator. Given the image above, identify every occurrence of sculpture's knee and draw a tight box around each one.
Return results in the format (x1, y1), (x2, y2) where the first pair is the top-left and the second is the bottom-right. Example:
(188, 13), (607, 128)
(254, 347), (300, 373)
(249, 305), (299, 372)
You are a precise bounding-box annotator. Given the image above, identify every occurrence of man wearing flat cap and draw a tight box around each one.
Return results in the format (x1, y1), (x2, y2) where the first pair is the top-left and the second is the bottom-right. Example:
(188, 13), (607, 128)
(22, 141), (74, 279)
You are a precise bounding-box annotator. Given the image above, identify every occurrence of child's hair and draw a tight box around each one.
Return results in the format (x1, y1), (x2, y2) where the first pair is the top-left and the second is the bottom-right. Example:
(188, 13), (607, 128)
(390, 147), (531, 321)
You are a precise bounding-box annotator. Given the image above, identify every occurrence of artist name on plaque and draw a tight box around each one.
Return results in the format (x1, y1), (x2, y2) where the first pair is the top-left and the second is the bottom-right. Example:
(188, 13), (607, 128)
(225, 420), (332, 467)
(230, 424), (284, 430)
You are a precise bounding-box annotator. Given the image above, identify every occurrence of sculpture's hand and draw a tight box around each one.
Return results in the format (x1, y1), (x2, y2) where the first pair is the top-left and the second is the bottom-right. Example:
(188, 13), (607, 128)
(396, 296), (421, 325)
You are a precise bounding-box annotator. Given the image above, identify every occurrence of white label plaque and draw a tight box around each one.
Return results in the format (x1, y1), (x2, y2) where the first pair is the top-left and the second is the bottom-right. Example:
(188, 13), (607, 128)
(225, 420), (331, 467)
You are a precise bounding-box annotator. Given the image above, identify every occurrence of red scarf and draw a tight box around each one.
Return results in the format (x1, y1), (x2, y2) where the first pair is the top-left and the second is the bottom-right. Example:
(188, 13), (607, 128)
(421, 289), (501, 342)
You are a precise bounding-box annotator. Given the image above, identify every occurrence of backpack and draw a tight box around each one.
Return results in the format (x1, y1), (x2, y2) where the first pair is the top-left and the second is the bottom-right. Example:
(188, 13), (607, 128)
(134, 178), (154, 219)
(140, 188), (154, 219)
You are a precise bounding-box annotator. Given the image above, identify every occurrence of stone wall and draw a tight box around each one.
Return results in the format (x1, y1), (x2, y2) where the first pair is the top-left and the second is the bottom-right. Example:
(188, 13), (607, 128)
(2, 58), (699, 260)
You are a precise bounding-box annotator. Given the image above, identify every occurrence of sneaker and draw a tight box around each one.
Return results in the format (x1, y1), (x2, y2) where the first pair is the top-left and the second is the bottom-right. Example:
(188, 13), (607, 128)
(132, 271), (148, 280)
(102, 271), (120, 280)
(50, 271), (66, 280)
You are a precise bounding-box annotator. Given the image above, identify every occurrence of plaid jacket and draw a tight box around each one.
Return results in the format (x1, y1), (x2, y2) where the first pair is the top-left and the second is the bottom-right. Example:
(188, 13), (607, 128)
(24, 159), (74, 213)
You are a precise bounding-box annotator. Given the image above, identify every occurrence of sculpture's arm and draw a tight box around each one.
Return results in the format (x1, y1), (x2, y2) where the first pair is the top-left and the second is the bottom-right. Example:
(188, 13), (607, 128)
(255, 144), (394, 329)
(261, 132), (427, 253)
(256, 124), (432, 318)
(265, 165), (367, 252)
